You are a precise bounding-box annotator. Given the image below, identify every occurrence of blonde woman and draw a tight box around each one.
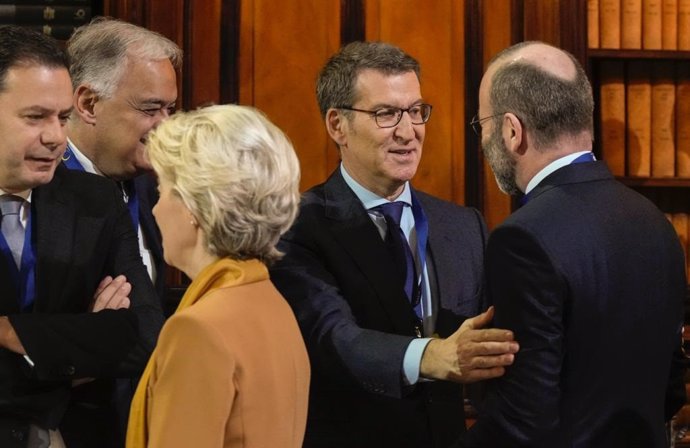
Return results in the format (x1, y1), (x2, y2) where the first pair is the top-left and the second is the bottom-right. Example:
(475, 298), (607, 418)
(126, 104), (309, 448)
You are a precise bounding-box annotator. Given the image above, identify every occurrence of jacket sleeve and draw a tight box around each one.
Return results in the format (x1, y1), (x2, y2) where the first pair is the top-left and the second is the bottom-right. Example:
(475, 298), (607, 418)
(270, 211), (414, 399)
(459, 226), (564, 447)
(9, 180), (164, 381)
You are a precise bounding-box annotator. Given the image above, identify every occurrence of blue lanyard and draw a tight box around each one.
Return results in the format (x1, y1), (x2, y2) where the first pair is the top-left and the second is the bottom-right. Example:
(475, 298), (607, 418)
(121, 181), (140, 230)
(0, 209), (35, 310)
(409, 190), (428, 303)
(63, 144), (140, 228)
(62, 145), (85, 171)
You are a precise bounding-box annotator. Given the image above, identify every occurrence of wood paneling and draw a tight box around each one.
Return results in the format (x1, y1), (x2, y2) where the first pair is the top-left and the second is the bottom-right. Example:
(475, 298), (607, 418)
(365, 0), (466, 203)
(184, 0), (222, 107)
(523, 0), (560, 45)
(239, 0), (341, 191)
(480, 0), (515, 229)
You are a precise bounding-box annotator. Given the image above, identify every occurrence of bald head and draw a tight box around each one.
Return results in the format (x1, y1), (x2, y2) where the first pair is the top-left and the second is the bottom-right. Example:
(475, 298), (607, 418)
(503, 42), (577, 82)
(482, 41), (594, 151)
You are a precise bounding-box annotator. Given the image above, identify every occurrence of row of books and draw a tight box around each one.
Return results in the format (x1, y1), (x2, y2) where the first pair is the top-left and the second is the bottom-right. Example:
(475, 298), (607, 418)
(0, 0), (89, 3)
(599, 60), (690, 178)
(0, 2), (92, 40)
(588, 0), (690, 50)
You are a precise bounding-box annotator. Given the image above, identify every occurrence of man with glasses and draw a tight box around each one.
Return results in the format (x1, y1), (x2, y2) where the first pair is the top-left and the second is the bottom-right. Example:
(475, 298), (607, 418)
(270, 41), (519, 448)
(453, 41), (686, 447)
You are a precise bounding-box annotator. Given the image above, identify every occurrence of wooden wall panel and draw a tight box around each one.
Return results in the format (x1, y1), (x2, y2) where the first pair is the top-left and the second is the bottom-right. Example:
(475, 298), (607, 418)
(101, 0), (193, 109)
(365, 0), (466, 203)
(239, 0), (341, 191)
(523, 0), (560, 45)
(480, 0), (515, 229)
(183, 0), (222, 107)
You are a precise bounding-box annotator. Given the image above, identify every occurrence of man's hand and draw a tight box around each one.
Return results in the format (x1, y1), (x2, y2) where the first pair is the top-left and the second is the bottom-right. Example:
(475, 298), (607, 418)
(420, 306), (519, 383)
(0, 316), (25, 354)
(90, 275), (132, 312)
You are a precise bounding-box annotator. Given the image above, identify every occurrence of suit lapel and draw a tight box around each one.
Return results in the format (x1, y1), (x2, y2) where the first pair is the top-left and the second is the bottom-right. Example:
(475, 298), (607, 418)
(33, 167), (78, 312)
(323, 170), (418, 334)
(0, 255), (19, 314)
(134, 174), (164, 287)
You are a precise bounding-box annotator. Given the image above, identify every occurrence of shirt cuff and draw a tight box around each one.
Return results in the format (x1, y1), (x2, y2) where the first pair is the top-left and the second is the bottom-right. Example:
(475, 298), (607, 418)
(402, 337), (433, 385)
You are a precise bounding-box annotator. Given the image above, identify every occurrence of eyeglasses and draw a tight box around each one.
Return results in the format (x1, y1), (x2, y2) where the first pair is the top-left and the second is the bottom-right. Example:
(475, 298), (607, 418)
(470, 113), (503, 135)
(338, 103), (433, 128)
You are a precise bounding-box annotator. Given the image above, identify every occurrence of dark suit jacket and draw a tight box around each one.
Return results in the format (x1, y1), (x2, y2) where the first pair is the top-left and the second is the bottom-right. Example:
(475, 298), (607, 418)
(0, 165), (164, 447)
(458, 161), (687, 448)
(134, 172), (171, 312)
(270, 169), (488, 448)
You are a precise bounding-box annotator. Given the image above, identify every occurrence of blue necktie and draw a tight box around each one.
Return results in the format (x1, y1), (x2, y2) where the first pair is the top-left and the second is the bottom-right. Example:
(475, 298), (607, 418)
(373, 202), (420, 311)
(0, 196), (24, 268)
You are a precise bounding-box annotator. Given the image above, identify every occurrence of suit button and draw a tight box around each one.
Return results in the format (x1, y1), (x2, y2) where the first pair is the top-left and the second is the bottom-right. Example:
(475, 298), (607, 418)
(61, 365), (76, 376)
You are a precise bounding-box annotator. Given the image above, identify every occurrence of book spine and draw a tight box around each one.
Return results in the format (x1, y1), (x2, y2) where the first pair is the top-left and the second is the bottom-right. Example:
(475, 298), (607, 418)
(651, 61), (676, 177)
(643, 0), (663, 49)
(600, 60), (627, 176)
(676, 63), (690, 177)
(679, 0), (690, 49)
(28, 24), (78, 40)
(663, 0), (679, 49)
(622, 0), (643, 48)
(589, 0), (601, 48)
(627, 61), (652, 177)
(601, 0), (622, 48)
(0, 5), (91, 25)
(0, 1), (90, 4)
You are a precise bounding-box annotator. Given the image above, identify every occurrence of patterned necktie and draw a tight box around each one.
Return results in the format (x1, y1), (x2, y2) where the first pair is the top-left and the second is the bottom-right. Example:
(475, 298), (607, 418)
(373, 201), (420, 310)
(0, 196), (24, 267)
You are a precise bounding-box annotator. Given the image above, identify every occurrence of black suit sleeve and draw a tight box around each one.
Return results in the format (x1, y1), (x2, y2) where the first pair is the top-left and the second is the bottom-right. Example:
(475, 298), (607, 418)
(665, 329), (687, 421)
(272, 223), (414, 399)
(459, 226), (563, 447)
(271, 208), (413, 397)
(9, 178), (163, 381)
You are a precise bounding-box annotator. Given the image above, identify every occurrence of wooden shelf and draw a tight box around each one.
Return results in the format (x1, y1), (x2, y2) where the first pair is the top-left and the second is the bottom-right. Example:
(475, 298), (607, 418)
(617, 177), (690, 188)
(588, 49), (690, 60)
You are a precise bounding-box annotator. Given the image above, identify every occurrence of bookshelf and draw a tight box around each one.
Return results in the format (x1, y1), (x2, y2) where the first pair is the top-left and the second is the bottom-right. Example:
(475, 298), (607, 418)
(585, 1), (690, 445)
(0, 1), (98, 40)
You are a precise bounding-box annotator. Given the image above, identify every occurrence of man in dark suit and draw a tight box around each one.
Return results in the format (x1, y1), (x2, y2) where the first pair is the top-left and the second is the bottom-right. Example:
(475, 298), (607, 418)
(270, 41), (519, 448)
(456, 41), (687, 447)
(60, 18), (181, 447)
(0, 26), (163, 447)
(64, 18), (182, 314)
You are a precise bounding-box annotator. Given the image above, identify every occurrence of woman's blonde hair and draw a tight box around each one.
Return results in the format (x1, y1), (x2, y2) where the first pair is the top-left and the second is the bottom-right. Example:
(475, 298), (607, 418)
(146, 104), (301, 264)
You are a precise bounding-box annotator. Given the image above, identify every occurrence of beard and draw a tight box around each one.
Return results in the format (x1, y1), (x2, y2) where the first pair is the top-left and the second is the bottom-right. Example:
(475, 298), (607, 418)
(481, 125), (520, 195)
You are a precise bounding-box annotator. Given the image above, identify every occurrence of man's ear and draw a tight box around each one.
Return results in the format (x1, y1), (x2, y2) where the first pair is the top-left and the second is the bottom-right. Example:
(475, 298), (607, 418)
(73, 85), (99, 125)
(502, 112), (525, 156)
(325, 108), (348, 147)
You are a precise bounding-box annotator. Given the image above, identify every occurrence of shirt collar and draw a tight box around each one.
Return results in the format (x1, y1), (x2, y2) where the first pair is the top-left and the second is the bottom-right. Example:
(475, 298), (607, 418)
(0, 189), (31, 203)
(340, 163), (412, 209)
(524, 151), (595, 194)
(67, 137), (104, 176)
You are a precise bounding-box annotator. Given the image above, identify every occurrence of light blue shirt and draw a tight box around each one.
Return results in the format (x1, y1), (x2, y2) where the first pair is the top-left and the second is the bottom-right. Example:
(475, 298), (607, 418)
(340, 164), (433, 385)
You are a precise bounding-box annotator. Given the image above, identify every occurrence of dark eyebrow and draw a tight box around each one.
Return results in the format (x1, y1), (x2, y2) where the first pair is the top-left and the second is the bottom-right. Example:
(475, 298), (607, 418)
(20, 106), (73, 115)
(366, 100), (425, 110)
(139, 99), (176, 107)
